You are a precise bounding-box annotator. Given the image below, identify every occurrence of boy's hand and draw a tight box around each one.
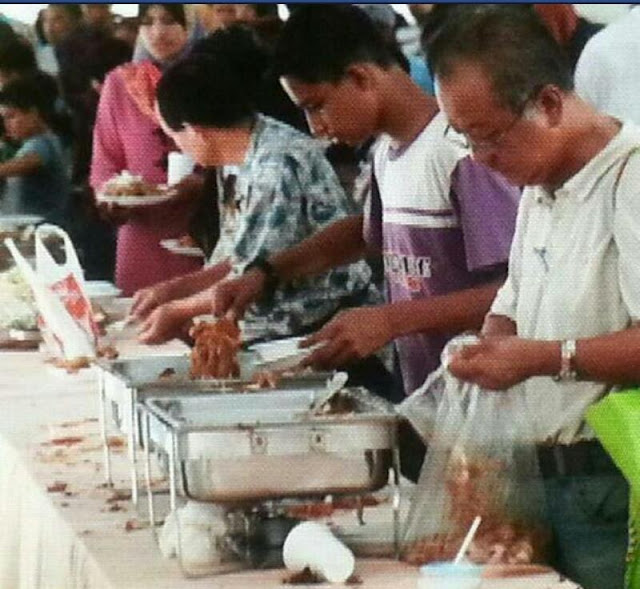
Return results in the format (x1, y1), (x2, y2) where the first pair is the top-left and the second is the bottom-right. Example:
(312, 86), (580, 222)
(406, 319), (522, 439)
(301, 306), (393, 369)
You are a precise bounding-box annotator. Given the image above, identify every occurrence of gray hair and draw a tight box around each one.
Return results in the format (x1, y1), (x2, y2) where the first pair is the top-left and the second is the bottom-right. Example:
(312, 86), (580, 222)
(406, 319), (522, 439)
(427, 5), (574, 113)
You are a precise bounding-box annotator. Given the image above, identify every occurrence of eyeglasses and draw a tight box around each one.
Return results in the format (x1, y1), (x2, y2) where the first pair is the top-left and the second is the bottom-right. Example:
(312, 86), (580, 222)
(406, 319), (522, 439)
(444, 89), (539, 153)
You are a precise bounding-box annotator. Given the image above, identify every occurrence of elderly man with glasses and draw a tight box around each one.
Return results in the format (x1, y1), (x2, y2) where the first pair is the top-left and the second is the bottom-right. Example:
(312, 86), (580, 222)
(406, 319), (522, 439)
(430, 5), (640, 589)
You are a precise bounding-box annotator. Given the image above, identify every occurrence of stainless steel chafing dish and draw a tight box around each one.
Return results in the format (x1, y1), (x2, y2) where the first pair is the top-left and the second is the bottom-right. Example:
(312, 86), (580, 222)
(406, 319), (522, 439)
(140, 388), (402, 575)
(141, 387), (399, 506)
(96, 354), (332, 503)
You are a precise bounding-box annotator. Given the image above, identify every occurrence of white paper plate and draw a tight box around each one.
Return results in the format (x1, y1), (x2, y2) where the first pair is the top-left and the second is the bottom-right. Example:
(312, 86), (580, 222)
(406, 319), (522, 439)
(160, 239), (204, 257)
(249, 337), (320, 371)
(96, 189), (176, 206)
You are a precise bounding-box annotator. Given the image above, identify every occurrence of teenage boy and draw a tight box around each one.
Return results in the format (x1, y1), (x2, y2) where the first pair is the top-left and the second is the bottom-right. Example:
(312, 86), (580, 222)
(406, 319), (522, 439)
(211, 6), (521, 398)
(429, 6), (640, 588)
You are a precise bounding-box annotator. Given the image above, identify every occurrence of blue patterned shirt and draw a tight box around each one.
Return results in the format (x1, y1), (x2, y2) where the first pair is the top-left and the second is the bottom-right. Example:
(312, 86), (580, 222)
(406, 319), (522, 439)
(215, 115), (380, 337)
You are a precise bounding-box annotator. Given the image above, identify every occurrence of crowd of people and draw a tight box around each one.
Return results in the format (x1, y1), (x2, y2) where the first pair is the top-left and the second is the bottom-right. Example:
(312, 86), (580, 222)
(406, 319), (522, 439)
(1, 4), (640, 589)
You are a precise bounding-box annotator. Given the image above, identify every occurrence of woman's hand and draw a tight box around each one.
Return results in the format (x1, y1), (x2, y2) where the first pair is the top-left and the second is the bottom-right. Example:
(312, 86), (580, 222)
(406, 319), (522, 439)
(211, 269), (266, 321)
(96, 201), (138, 225)
(137, 301), (191, 344)
(131, 282), (177, 320)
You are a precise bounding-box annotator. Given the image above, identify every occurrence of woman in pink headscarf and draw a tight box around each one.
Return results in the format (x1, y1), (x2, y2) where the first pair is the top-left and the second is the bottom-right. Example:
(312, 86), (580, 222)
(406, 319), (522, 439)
(90, 4), (202, 295)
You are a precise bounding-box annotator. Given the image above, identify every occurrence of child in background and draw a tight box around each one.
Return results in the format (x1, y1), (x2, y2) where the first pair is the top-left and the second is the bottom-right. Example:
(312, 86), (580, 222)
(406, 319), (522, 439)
(0, 75), (69, 225)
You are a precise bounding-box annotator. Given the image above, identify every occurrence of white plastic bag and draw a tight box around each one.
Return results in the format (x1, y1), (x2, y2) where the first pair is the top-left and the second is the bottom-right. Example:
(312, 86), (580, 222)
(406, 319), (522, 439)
(5, 225), (97, 359)
(159, 501), (245, 576)
(401, 339), (549, 567)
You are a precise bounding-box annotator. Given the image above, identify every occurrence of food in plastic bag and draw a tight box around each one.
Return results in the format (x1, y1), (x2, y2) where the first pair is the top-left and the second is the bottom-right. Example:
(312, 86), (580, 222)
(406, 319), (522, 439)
(401, 337), (550, 567)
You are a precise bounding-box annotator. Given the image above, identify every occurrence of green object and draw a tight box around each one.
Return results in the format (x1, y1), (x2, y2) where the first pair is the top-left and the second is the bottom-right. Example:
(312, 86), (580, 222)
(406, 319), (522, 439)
(628, 492), (640, 589)
(586, 390), (640, 589)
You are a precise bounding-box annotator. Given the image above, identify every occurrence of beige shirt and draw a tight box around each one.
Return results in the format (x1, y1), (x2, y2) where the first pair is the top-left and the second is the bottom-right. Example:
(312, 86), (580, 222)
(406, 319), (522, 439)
(491, 122), (640, 444)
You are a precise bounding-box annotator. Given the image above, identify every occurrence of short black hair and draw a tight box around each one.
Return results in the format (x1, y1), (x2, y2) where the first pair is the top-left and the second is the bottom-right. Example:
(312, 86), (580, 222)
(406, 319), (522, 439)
(138, 4), (186, 28)
(0, 39), (37, 74)
(427, 5), (573, 113)
(273, 5), (407, 83)
(0, 74), (56, 120)
(157, 26), (267, 131)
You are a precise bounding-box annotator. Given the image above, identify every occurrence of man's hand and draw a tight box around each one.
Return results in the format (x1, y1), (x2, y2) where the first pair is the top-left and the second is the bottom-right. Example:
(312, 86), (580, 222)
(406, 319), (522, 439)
(137, 302), (190, 344)
(301, 306), (393, 369)
(448, 336), (555, 390)
(211, 269), (266, 320)
(131, 283), (176, 321)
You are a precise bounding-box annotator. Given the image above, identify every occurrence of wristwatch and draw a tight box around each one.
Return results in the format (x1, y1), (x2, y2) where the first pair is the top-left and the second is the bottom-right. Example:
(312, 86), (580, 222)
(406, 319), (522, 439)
(554, 339), (578, 382)
(244, 255), (279, 300)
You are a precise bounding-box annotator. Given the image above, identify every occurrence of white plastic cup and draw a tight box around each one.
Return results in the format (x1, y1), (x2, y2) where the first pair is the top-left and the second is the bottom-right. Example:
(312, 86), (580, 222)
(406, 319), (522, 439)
(283, 522), (355, 583)
(417, 562), (484, 589)
(167, 152), (196, 185)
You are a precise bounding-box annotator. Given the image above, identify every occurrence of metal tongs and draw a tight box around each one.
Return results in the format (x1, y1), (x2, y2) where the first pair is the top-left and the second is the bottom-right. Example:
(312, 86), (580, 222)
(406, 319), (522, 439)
(310, 371), (349, 414)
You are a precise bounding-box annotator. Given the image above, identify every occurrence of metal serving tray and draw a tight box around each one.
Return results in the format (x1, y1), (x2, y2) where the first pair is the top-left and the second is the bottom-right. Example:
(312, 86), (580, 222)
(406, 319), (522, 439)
(96, 354), (333, 503)
(97, 353), (333, 437)
(142, 388), (399, 505)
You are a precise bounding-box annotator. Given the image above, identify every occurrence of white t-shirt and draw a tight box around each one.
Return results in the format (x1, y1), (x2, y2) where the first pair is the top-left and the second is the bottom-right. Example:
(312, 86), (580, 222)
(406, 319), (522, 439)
(369, 112), (520, 394)
(575, 7), (640, 124)
(492, 122), (640, 444)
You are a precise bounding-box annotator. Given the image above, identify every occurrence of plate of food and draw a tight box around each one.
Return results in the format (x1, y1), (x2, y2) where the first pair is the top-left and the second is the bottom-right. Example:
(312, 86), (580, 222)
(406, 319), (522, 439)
(160, 235), (204, 257)
(96, 171), (177, 206)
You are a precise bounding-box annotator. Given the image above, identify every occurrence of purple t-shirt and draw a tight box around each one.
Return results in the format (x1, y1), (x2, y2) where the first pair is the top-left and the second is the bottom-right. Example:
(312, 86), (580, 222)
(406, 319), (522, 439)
(365, 113), (520, 395)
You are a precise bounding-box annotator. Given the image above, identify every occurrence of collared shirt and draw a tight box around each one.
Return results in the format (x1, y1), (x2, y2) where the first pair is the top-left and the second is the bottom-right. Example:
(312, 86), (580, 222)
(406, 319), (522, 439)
(575, 7), (640, 124)
(212, 115), (379, 338)
(491, 122), (640, 444)
(366, 112), (520, 395)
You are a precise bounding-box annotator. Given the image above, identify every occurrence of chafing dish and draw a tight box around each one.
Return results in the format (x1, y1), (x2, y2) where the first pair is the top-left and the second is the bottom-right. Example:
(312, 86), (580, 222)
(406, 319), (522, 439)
(141, 388), (402, 576)
(96, 354), (332, 503)
(142, 387), (398, 504)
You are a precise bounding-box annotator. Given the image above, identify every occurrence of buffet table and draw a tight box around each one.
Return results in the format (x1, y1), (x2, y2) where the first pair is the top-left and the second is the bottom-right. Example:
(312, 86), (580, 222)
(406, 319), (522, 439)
(0, 334), (580, 589)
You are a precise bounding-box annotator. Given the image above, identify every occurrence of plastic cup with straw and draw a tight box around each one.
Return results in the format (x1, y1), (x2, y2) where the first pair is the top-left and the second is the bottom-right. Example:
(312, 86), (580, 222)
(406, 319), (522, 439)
(417, 516), (484, 589)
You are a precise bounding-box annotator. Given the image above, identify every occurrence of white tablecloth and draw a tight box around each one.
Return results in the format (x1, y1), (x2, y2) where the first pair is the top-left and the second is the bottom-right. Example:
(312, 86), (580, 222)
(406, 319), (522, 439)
(0, 336), (580, 589)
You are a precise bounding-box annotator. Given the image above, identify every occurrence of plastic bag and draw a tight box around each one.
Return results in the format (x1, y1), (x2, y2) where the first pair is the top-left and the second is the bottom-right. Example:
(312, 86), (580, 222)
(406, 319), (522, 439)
(401, 340), (550, 566)
(5, 225), (97, 359)
(399, 333), (480, 442)
(586, 390), (640, 589)
(159, 501), (248, 577)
